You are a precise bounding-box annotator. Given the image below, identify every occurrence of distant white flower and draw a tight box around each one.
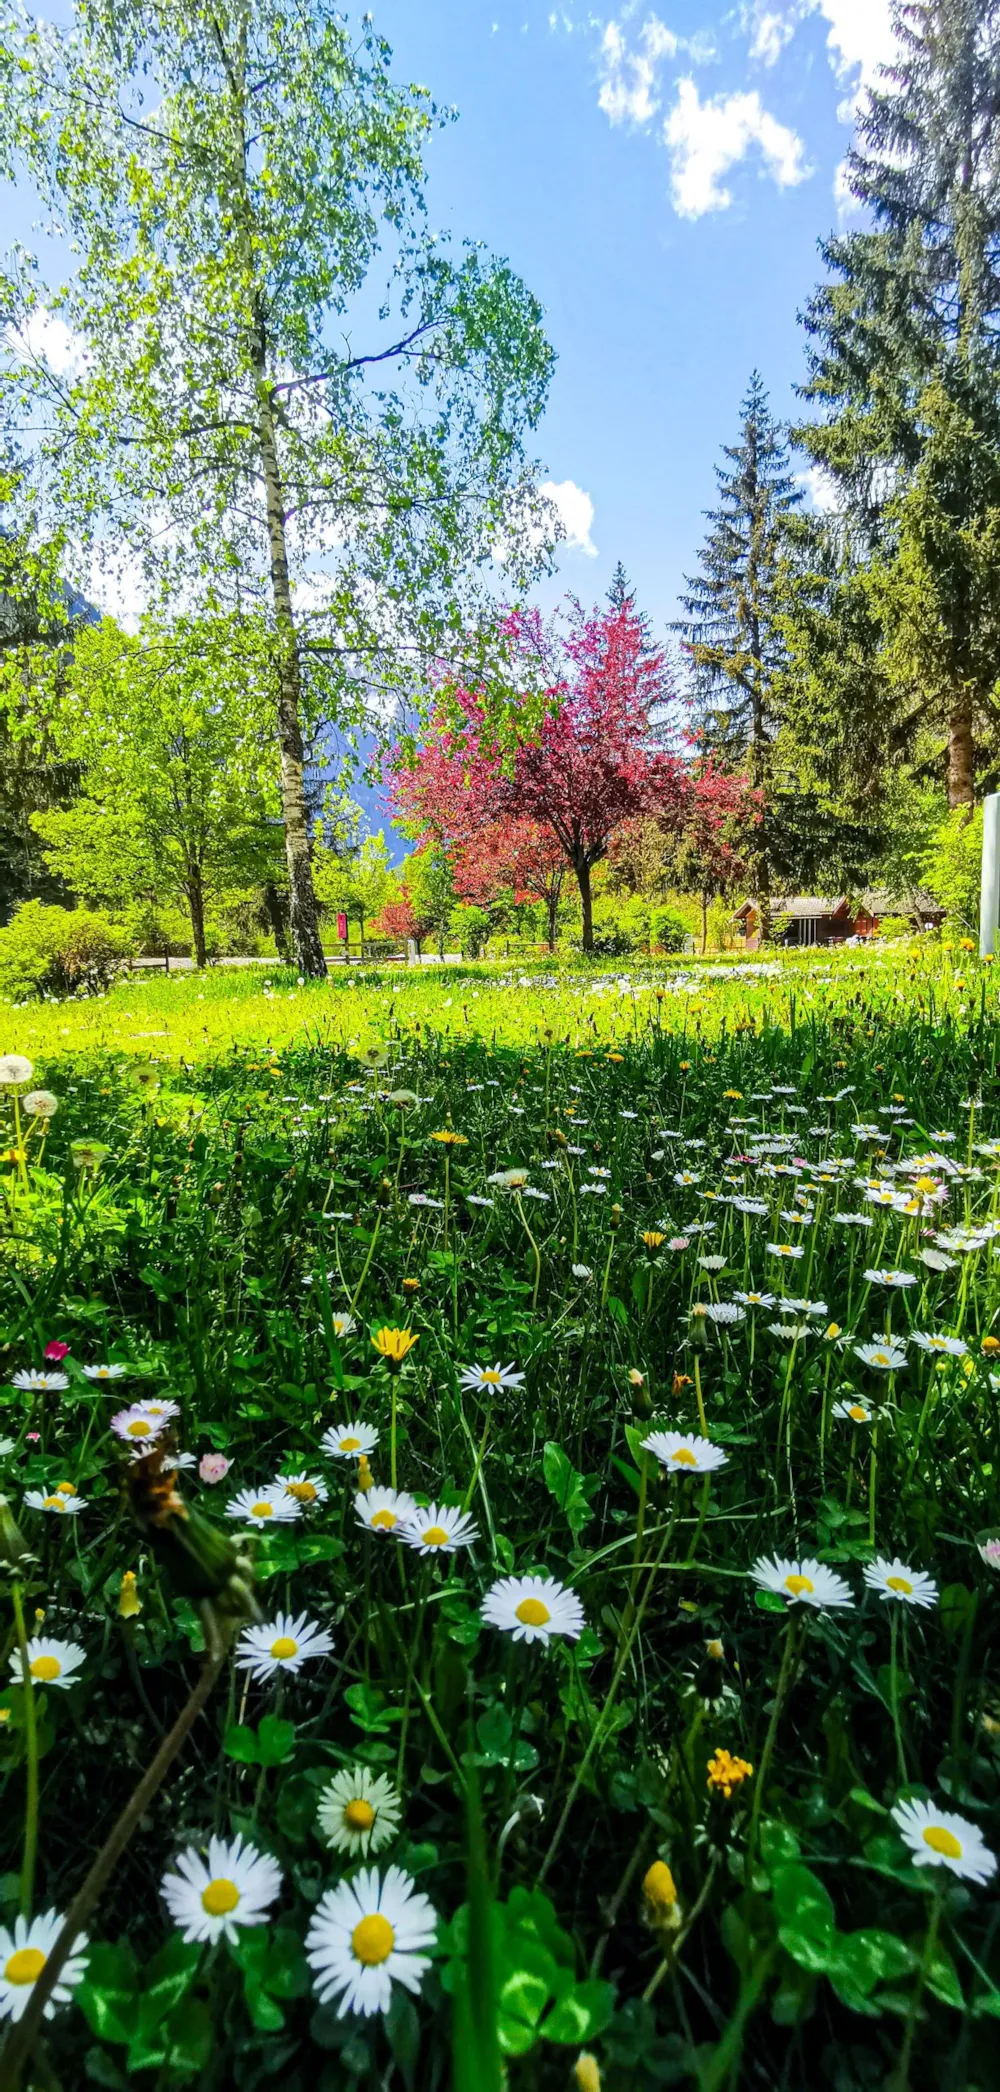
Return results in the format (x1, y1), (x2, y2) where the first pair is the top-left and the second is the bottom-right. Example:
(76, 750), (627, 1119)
(226, 1486), (301, 1526)
(0, 1909), (88, 2022)
(919, 1248), (957, 1272)
(705, 1301), (745, 1325)
(853, 1342), (907, 1371)
(864, 1269), (918, 1289)
(331, 1313), (358, 1340)
(674, 1171), (701, 1187)
(305, 1865), (436, 2018)
(643, 1431), (728, 1474)
(82, 1362), (129, 1382)
(571, 1263), (594, 1281)
(832, 1400), (873, 1425)
(12, 1369), (68, 1393)
(322, 1420), (379, 1460)
(750, 1556), (853, 1609)
(399, 1503), (478, 1555)
(891, 1798), (996, 1884)
(864, 1557), (937, 1608)
(9, 1636), (85, 1689)
(733, 1290), (776, 1309)
(354, 1488), (417, 1535)
(766, 1243), (805, 1260)
(161, 1834), (282, 1944)
(481, 1573), (585, 1646)
(910, 1332), (967, 1357)
(235, 1611), (334, 1682)
(318, 1766), (403, 1856)
(458, 1363), (525, 1394)
(698, 1254), (726, 1273)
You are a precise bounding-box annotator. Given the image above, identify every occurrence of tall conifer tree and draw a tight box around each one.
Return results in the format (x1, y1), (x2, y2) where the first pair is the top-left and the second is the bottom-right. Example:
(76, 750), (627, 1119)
(676, 372), (800, 889)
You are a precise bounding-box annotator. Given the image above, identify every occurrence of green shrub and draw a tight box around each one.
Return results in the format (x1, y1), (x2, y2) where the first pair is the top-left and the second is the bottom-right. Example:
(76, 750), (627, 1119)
(0, 901), (136, 999)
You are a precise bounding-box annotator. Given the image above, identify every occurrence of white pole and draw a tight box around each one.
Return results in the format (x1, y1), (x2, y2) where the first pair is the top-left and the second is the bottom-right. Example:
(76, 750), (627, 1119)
(980, 793), (1000, 957)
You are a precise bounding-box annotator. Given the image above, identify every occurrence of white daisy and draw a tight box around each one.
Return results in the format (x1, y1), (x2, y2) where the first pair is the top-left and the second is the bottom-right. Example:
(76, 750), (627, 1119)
(642, 1431), (728, 1474)
(766, 1243), (805, 1260)
(481, 1573), (585, 1646)
(698, 1254), (726, 1272)
(235, 1610), (334, 1682)
(110, 1401), (176, 1447)
(891, 1798), (996, 1883)
(273, 1471), (329, 1507)
(705, 1302), (745, 1325)
(82, 1363), (129, 1382)
(161, 1834), (282, 1944)
(863, 1269), (918, 1288)
(864, 1558), (938, 1608)
(571, 1264), (594, 1281)
(354, 1487), (417, 1536)
(318, 1767), (403, 1856)
(853, 1342), (907, 1371)
(9, 1637), (85, 1689)
(305, 1865), (436, 2019)
(919, 1248), (957, 1272)
(24, 1489), (85, 1516)
(398, 1503), (479, 1555)
(0, 1910), (88, 2023)
(331, 1313), (358, 1339)
(457, 1362), (525, 1393)
(11, 1369), (68, 1393)
(831, 1400), (873, 1425)
(733, 1290), (776, 1309)
(768, 1323), (812, 1340)
(910, 1332), (968, 1357)
(226, 1486), (301, 1527)
(750, 1556), (854, 1609)
(321, 1420), (379, 1460)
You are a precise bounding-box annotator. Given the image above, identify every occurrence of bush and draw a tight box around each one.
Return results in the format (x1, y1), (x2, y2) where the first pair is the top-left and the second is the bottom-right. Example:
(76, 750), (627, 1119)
(0, 902), (136, 1000)
(650, 906), (689, 953)
(449, 902), (491, 960)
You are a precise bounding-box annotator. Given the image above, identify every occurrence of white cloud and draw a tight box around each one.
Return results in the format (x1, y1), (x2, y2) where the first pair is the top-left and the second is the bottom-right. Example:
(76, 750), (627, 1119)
(597, 13), (714, 128)
(598, 16), (677, 125)
(541, 478), (597, 556)
(747, 0), (896, 111)
(796, 463), (840, 511)
(665, 79), (811, 217)
(10, 307), (83, 376)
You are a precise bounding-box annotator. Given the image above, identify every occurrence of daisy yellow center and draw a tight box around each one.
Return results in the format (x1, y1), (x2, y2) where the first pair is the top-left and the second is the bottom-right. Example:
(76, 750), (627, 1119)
(422, 1525), (450, 1546)
(43, 1496), (65, 1511)
(370, 1509), (396, 1529)
(344, 1798), (376, 1831)
(515, 1597), (550, 1627)
(126, 1419), (151, 1437)
(30, 1655), (61, 1681)
(270, 1636), (298, 1660)
(286, 1481), (316, 1502)
(55, 1482), (75, 1495)
(849, 1406), (868, 1422)
(201, 1877), (240, 1917)
(873, 1354), (891, 1367)
(922, 1825), (962, 1859)
(4, 1948), (45, 1986)
(480, 1370), (503, 1385)
(252, 1501), (274, 1518)
(886, 1575), (913, 1594)
(670, 1447), (698, 1466)
(351, 1914), (395, 1966)
(339, 1436), (361, 1452)
(784, 1574), (813, 1596)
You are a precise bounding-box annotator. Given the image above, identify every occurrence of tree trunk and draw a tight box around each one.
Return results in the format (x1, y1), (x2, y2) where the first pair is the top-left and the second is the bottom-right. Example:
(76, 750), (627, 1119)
(187, 864), (207, 969)
(255, 384), (327, 979)
(947, 697), (975, 809)
(576, 857), (594, 952)
(263, 882), (291, 962)
(546, 888), (559, 952)
(701, 891), (708, 954)
(359, 908), (365, 962)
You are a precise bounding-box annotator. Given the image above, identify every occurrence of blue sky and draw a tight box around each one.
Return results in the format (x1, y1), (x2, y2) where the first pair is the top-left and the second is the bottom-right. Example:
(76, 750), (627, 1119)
(362, 0), (894, 635)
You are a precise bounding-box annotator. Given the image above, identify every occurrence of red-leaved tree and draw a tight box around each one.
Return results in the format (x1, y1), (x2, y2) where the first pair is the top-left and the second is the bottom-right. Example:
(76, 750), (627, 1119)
(391, 601), (686, 950)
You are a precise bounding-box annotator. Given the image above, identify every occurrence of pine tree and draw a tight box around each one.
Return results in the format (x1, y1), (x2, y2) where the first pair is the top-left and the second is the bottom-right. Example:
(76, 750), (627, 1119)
(797, 0), (1000, 807)
(676, 371), (801, 859)
(607, 562), (635, 614)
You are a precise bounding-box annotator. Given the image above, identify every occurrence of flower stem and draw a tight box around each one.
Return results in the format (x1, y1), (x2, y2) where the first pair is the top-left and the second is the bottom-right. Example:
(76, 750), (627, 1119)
(745, 1613), (803, 1884)
(11, 1582), (39, 1918)
(0, 1646), (228, 2092)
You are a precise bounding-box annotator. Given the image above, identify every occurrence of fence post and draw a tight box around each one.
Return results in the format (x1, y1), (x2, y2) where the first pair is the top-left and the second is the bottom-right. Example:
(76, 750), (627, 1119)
(980, 793), (1000, 957)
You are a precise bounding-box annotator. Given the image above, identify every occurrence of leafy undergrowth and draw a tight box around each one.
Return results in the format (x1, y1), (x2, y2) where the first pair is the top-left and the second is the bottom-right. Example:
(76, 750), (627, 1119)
(0, 964), (999, 2090)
